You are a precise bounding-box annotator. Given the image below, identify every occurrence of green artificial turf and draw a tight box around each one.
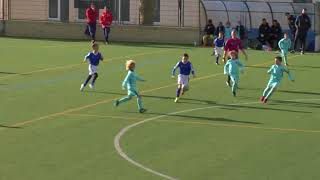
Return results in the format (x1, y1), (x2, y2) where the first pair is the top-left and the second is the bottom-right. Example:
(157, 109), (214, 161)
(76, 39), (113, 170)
(0, 37), (319, 180)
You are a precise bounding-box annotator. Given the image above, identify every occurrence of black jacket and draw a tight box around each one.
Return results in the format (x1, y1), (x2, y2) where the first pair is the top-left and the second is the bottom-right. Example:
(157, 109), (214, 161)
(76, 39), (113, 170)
(236, 25), (246, 40)
(204, 24), (215, 35)
(295, 14), (311, 32)
(287, 15), (296, 31)
(215, 25), (225, 36)
(271, 23), (282, 39)
(259, 23), (271, 38)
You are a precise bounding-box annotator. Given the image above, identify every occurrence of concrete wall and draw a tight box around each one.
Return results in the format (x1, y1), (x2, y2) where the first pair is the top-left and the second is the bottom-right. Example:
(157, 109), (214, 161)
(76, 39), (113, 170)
(0, 20), (4, 34)
(5, 0), (200, 27)
(10, 0), (47, 20)
(3, 20), (200, 44)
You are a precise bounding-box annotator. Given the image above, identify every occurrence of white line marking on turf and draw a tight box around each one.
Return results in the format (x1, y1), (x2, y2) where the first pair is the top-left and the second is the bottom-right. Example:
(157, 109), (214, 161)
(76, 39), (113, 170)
(114, 98), (320, 180)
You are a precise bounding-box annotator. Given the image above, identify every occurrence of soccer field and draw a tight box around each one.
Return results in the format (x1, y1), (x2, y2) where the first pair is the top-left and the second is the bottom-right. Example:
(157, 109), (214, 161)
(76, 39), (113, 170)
(1, 37), (320, 180)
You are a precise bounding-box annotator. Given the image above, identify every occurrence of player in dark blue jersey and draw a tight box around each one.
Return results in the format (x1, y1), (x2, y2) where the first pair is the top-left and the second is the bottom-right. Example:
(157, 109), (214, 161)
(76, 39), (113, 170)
(213, 32), (225, 65)
(172, 53), (195, 103)
(80, 43), (104, 91)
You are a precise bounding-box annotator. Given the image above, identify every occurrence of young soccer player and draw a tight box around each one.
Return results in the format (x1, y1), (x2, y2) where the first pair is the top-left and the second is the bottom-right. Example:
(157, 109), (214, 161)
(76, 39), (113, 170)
(114, 60), (147, 113)
(223, 30), (248, 87)
(172, 53), (195, 103)
(213, 32), (225, 65)
(278, 32), (292, 66)
(224, 51), (244, 97)
(80, 43), (103, 91)
(260, 56), (294, 103)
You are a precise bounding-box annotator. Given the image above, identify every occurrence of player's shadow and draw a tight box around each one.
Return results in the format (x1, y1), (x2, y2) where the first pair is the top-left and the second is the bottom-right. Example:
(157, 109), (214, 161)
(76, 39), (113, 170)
(246, 65), (269, 69)
(222, 103), (312, 114)
(293, 65), (320, 69)
(239, 96), (320, 109)
(87, 91), (217, 105)
(0, 72), (30, 75)
(86, 91), (127, 96)
(271, 100), (320, 108)
(0, 124), (22, 129)
(279, 90), (320, 96)
(146, 112), (262, 125)
(143, 94), (217, 105)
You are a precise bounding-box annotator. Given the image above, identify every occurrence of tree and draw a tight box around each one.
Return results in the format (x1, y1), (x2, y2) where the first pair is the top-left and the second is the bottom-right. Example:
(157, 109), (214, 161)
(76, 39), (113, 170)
(139, 0), (155, 25)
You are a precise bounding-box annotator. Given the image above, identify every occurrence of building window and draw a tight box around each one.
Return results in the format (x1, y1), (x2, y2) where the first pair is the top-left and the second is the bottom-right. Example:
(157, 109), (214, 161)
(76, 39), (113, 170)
(120, 0), (130, 22)
(78, 8), (86, 20)
(49, 0), (60, 19)
(154, 0), (160, 23)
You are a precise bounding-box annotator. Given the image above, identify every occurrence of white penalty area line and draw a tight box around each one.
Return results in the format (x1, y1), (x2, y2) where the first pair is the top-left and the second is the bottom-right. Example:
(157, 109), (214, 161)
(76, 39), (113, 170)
(114, 98), (320, 180)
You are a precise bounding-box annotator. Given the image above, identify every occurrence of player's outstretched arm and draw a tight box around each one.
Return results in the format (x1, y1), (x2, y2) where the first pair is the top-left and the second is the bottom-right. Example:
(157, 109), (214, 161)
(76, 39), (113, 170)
(284, 68), (294, 81)
(172, 62), (179, 77)
(135, 74), (145, 81)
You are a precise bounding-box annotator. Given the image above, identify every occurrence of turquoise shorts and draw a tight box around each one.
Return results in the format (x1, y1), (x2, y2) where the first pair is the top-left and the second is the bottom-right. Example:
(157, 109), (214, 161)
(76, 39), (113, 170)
(281, 50), (288, 56)
(128, 89), (139, 97)
(267, 81), (280, 88)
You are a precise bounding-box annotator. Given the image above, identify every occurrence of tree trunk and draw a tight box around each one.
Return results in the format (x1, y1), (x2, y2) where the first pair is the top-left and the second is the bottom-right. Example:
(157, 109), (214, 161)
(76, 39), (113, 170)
(140, 0), (155, 25)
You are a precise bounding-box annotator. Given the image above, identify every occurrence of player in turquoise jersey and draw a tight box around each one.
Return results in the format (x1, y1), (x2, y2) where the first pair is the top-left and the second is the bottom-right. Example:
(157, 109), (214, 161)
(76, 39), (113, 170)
(114, 60), (147, 113)
(260, 56), (294, 103)
(224, 51), (245, 97)
(278, 32), (292, 66)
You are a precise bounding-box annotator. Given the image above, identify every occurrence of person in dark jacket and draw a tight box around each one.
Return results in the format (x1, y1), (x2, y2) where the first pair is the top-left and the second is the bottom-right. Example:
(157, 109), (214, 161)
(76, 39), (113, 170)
(294, 8), (311, 54)
(203, 19), (215, 46)
(285, 12), (296, 41)
(215, 22), (225, 37)
(270, 20), (283, 50)
(236, 21), (247, 48)
(257, 18), (271, 46)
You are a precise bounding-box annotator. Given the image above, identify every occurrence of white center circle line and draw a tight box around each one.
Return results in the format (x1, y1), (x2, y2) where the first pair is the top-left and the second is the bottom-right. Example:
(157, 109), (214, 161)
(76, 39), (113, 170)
(114, 98), (320, 180)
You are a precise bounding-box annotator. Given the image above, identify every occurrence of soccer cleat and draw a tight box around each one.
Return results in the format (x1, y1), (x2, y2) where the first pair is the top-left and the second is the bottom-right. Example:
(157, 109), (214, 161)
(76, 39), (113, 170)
(300, 51), (304, 55)
(139, 108), (147, 113)
(174, 97), (179, 103)
(80, 84), (85, 91)
(216, 62), (219, 65)
(226, 81), (231, 87)
(232, 91), (236, 97)
(285, 63), (289, 66)
(89, 84), (94, 89)
(260, 96), (265, 102)
(290, 50), (295, 54)
(263, 98), (268, 104)
(113, 100), (119, 107)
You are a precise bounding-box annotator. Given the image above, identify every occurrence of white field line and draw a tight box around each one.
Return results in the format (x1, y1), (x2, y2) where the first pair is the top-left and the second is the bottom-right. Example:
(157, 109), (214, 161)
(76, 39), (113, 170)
(114, 98), (320, 180)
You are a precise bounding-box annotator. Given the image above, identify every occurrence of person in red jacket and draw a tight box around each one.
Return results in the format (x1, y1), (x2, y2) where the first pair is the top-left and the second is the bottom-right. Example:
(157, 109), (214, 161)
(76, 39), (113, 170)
(100, 6), (113, 45)
(84, 3), (99, 43)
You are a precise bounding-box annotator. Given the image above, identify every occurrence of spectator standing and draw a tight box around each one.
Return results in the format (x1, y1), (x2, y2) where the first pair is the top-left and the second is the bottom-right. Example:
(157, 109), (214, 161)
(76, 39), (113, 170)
(85, 3), (99, 43)
(225, 21), (232, 40)
(285, 12), (296, 42)
(294, 8), (311, 54)
(100, 6), (113, 45)
(236, 21), (247, 48)
(203, 19), (215, 46)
